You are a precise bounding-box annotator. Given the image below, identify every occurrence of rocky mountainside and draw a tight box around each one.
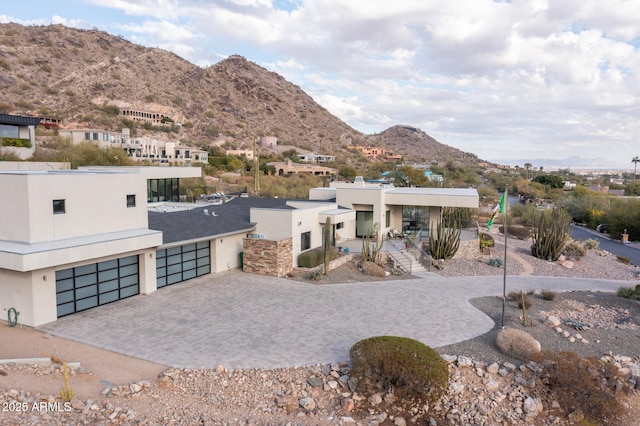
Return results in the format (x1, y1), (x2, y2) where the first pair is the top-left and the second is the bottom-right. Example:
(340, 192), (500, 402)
(0, 23), (482, 166)
(368, 125), (481, 165)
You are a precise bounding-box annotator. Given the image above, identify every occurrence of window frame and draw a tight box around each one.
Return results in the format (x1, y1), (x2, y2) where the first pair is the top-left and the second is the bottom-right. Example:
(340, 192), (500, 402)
(126, 194), (136, 208)
(53, 199), (66, 214)
(300, 231), (311, 251)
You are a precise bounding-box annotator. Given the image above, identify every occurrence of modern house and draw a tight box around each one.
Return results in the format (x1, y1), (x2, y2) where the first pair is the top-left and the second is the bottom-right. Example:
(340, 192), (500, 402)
(0, 165), (478, 328)
(57, 129), (208, 165)
(267, 159), (337, 176)
(0, 114), (40, 160)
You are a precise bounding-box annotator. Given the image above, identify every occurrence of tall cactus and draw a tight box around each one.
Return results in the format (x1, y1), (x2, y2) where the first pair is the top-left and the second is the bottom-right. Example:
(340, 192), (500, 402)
(362, 222), (384, 265)
(530, 207), (570, 261)
(324, 216), (331, 275)
(429, 212), (461, 260)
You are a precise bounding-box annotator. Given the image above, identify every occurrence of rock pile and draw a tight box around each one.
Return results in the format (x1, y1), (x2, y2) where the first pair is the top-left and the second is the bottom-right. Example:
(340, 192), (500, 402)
(2, 354), (638, 425)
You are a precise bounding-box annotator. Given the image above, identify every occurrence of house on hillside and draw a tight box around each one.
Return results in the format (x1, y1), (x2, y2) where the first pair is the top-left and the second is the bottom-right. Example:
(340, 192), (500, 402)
(267, 159), (337, 176)
(298, 153), (335, 164)
(0, 113), (40, 159)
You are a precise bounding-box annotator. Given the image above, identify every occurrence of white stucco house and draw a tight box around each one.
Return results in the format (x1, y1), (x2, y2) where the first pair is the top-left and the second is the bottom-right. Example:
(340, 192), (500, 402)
(0, 165), (478, 328)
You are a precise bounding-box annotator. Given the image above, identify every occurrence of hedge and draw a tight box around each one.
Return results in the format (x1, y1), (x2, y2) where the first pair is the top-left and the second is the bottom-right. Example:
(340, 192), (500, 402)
(1, 137), (31, 148)
(298, 246), (337, 268)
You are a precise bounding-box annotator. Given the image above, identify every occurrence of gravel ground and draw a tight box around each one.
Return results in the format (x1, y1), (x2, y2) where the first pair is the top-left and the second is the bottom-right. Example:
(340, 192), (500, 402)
(2, 240), (639, 425)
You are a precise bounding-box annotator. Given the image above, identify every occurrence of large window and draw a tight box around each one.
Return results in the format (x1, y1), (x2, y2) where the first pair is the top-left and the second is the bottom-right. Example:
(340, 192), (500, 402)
(0, 124), (19, 138)
(301, 231), (311, 251)
(147, 178), (180, 202)
(385, 210), (391, 227)
(402, 206), (430, 234)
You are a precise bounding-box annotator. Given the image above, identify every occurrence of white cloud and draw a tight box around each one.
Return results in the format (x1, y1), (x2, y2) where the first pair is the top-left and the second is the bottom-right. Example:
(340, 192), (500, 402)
(8, 0), (640, 164)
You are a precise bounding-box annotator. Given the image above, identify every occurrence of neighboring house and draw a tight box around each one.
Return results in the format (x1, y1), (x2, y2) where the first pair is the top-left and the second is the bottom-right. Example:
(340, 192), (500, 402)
(0, 114), (39, 160)
(267, 159), (337, 176)
(0, 163), (478, 327)
(120, 109), (172, 125)
(58, 128), (131, 147)
(298, 153), (335, 164)
(348, 145), (402, 161)
(57, 129), (208, 165)
(258, 136), (277, 149)
(225, 149), (254, 160)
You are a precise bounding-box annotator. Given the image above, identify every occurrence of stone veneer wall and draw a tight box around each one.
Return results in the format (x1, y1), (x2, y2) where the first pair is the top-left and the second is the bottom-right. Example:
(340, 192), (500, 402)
(242, 237), (293, 277)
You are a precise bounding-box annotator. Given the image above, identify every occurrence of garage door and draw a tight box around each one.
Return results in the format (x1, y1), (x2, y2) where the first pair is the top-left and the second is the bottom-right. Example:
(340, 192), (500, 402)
(55, 255), (139, 318)
(156, 241), (210, 288)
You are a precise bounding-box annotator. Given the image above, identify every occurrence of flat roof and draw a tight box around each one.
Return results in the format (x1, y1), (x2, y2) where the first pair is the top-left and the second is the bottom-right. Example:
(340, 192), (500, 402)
(0, 113), (40, 127)
(387, 187), (478, 196)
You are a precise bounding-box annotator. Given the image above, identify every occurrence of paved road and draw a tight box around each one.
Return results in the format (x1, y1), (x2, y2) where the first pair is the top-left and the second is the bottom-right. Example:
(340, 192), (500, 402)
(39, 270), (629, 369)
(571, 225), (640, 266)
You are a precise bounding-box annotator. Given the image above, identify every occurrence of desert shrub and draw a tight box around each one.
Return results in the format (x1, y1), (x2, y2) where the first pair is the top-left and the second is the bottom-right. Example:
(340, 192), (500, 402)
(307, 270), (323, 281)
(616, 255), (630, 265)
(361, 260), (386, 277)
(563, 238), (588, 259)
(499, 225), (531, 240)
(506, 291), (520, 301)
(517, 294), (533, 309)
(488, 257), (504, 268)
(298, 246), (337, 268)
(479, 232), (494, 249)
(540, 289), (557, 301)
(350, 336), (449, 404)
(496, 328), (540, 359)
(617, 286), (640, 300)
(531, 351), (627, 424)
(582, 238), (599, 250)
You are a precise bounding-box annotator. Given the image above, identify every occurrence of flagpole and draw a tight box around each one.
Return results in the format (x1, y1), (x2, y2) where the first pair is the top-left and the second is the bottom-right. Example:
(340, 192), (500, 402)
(501, 185), (508, 327)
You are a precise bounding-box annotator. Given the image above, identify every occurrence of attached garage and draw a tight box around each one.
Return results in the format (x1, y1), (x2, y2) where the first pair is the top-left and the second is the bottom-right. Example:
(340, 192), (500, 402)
(55, 255), (140, 317)
(156, 241), (210, 288)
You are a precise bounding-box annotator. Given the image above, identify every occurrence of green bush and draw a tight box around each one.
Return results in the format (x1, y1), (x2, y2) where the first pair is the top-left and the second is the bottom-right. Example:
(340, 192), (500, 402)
(616, 255), (630, 265)
(307, 270), (323, 281)
(499, 225), (531, 240)
(617, 286), (639, 300)
(583, 238), (599, 250)
(488, 257), (504, 268)
(479, 232), (494, 249)
(298, 246), (337, 268)
(531, 351), (627, 424)
(563, 238), (588, 259)
(1, 137), (31, 148)
(350, 336), (449, 405)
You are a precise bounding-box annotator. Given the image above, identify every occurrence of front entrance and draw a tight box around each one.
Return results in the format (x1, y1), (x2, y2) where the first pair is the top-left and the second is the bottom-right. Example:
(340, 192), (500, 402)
(356, 211), (374, 237)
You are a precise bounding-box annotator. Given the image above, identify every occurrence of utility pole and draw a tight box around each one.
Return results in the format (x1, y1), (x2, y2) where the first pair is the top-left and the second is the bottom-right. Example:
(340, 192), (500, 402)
(253, 137), (260, 193)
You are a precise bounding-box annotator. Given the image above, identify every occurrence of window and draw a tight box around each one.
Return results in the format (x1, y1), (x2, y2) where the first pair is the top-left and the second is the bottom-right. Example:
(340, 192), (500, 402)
(385, 210), (391, 227)
(126, 194), (136, 208)
(53, 199), (65, 214)
(84, 132), (90, 140)
(301, 231), (311, 251)
(336, 222), (344, 229)
(103, 133), (109, 141)
(92, 132), (98, 140)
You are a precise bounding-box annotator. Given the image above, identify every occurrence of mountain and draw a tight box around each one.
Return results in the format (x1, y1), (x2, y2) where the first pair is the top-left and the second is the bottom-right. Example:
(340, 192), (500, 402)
(368, 125), (481, 165)
(0, 23), (482, 166)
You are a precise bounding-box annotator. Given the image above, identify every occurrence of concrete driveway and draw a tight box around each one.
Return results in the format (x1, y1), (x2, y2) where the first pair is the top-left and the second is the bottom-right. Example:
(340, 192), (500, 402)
(39, 270), (626, 369)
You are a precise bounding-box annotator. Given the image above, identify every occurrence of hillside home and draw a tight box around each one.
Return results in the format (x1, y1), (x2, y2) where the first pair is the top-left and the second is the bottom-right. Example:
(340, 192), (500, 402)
(225, 149), (255, 160)
(267, 159), (337, 176)
(0, 164), (478, 327)
(120, 109), (172, 125)
(298, 153), (335, 164)
(0, 113), (39, 160)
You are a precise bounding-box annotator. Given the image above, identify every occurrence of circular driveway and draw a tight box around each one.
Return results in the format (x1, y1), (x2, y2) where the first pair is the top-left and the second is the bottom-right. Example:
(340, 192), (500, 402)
(39, 270), (626, 369)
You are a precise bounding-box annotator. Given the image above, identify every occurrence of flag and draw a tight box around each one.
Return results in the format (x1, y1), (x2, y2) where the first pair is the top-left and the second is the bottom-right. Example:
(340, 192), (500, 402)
(487, 191), (506, 231)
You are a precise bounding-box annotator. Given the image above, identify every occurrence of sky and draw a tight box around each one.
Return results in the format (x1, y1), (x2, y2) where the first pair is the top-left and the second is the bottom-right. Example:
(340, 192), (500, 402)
(2, 0), (640, 167)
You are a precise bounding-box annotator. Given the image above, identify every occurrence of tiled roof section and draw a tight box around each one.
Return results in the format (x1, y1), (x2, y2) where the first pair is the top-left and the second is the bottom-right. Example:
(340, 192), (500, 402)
(148, 197), (292, 244)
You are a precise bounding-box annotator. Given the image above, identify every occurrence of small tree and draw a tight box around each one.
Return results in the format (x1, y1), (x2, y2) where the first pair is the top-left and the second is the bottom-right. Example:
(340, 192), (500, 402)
(530, 207), (570, 261)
